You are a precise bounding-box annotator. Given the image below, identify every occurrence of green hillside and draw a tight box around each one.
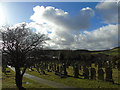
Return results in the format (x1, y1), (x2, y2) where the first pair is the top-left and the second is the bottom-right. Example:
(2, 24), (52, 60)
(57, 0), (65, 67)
(91, 47), (120, 56)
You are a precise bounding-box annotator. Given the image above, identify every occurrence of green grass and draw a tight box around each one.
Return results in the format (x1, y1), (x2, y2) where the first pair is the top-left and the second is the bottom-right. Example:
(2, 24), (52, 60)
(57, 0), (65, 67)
(2, 68), (52, 89)
(27, 67), (120, 88)
(2, 66), (120, 89)
(108, 52), (119, 56)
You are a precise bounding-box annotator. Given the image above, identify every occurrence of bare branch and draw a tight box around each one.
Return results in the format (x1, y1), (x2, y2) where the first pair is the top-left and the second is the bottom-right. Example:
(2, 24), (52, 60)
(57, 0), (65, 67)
(21, 67), (27, 77)
(1, 23), (49, 68)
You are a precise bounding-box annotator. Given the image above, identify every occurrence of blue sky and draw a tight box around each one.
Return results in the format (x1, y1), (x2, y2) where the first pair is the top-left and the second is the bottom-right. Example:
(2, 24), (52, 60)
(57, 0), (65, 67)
(2, 2), (105, 30)
(0, 2), (118, 50)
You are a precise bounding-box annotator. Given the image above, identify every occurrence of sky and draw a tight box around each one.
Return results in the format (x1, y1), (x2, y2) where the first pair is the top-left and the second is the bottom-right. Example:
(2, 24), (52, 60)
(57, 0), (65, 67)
(0, 1), (119, 50)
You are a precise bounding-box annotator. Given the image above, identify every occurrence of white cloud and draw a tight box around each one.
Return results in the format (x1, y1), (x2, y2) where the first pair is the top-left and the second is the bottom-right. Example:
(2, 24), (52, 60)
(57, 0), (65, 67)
(74, 24), (118, 50)
(46, 24), (118, 50)
(29, 6), (118, 50)
(81, 7), (95, 16)
(96, 2), (118, 24)
(30, 6), (94, 31)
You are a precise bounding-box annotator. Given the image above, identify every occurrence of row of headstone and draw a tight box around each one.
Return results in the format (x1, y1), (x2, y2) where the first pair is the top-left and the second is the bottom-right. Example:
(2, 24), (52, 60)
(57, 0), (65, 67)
(34, 62), (46, 74)
(82, 66), (113, 82)
(32, 59), (114, 83)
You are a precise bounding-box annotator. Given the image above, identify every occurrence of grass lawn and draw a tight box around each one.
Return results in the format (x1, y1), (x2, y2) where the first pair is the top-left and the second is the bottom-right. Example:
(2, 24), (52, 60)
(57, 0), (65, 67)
(2, 68), (52, 89)
(27, 67), (120, 88)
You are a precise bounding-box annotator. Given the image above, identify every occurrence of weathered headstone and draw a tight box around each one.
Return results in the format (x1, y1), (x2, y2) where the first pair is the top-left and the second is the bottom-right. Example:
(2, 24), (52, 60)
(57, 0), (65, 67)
(52, 64), (54, 71)
(55, 65), (60, 75)
(83, 66), (89, 79)
(47, 64), (52, 72)
(98, 68), (104, 81)
(73, 64), (79, 78)
(49, 64), (52, 70)
(56, 65), (60, 72)
(90, 68), (96, 80)
(63, 63), (68, 76)
(58, 63), (68, 78)
(39, 64), (46, 74)
(117, 60), (120, 71)
(59, 65), (66, 78)
(105, 67), (113, 82)
(45, 63), (48, 71)
(60, 65), (63, 73)
(54, 64), (57, 71)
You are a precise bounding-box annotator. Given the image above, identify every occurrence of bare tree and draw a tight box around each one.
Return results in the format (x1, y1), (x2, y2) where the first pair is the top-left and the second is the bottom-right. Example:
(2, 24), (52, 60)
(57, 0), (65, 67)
(1, 23), (49, 89)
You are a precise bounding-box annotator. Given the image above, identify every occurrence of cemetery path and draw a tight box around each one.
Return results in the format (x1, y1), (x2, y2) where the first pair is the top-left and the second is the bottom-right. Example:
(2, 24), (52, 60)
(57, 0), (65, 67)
(9, 67), (74, 88)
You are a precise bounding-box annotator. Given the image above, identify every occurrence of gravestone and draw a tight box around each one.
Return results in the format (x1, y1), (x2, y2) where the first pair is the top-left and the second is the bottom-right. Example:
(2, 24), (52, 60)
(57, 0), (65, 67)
(47, 64), (52, 72)
(117, 60), (120, 71)
(35, 64), (40, 73)
(45, 63), (48, 71)
(52, 64), (54, 71)
(98, 68), (104, 81)
(49, 64), (52, 70)
(59, 65), (67, 78)
(63, 63), (68, 76)
(105, 67), (113, 82)
(83, 66), (89, 79)
(40, 65), (46, 74)
(90, 68), (96, 80)
(73, 64), (79, 78)
(56, 65), (60, 72)
(54, 64), (57, 71)
(60, 65), (63, 73)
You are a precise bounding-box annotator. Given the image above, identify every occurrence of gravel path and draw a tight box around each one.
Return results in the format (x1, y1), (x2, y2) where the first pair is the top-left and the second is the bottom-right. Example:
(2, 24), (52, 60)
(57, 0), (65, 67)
(9, 67), (74, 88)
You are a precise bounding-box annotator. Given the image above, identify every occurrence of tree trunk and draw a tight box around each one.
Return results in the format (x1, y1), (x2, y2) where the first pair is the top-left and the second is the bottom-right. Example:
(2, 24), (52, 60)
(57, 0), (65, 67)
(15, 67), (26, 90)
